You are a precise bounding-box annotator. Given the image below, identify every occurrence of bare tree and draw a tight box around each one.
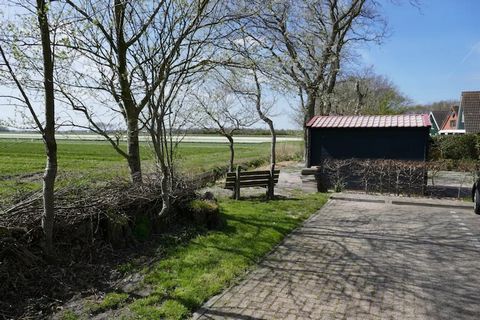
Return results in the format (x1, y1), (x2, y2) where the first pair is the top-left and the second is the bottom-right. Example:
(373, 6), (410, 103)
(61, 0), (178, 184)
(214, 24), (281, 198)
(193, 82), (257, 172)
(215, 63), (278, 198)
(239, 0), (388, 164)
(0, 0), (61, 255)
(62, 0), (241, 184)
(133, 0), (237, 217)
(333, 70), (410, 115)
(235, 68), (278, 199)
(252, 69), (277, 199)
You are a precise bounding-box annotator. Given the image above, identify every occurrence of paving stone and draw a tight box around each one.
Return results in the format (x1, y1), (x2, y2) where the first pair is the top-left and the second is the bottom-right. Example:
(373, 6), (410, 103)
(193, 195), (480, 319)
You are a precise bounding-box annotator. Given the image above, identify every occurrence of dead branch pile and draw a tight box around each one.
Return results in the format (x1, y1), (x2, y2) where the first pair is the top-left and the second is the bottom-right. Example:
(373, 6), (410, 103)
(1, 174), (195, 236)
(0, 175), (197, 318)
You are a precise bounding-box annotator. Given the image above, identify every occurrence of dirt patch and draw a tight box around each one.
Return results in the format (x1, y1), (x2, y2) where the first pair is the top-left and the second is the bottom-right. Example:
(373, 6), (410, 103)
(0, 171), (44, 181)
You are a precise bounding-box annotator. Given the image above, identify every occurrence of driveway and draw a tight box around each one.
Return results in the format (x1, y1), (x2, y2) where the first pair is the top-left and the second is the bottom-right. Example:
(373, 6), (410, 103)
(194, 194), (480, 319)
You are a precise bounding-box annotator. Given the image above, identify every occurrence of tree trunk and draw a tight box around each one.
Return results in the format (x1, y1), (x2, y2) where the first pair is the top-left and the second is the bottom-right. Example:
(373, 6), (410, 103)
(304, 92), (316, 167)
(37, 0), (57, 256)
(115, 0), (142, 184)
(127, 117), (142, 184)
(303, 120), (309, 167)
(226, 134), (234, 172)
(158, 168), (171, 217)
(42, 138), (57, 256)
(267, 125), (276, 200)
(354, 80), (366, 115)
(324, 54), (341, 115)
(148, 114), (172, 217)
(253, 70), (276, 199)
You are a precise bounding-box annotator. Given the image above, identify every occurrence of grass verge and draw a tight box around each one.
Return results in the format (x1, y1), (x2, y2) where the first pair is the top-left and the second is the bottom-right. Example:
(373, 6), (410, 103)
(89, 292), (129, 313)
(117, 192), (329, 319)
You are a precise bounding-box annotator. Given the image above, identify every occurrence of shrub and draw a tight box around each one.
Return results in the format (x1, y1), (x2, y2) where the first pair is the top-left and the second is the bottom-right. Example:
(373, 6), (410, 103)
(430, 134), (479, 160)
(188, 199), (221, 228)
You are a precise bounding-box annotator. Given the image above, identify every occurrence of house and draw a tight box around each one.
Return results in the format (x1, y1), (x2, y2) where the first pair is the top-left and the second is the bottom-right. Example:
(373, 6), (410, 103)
(306, 114), (431, 167)
(433, 91), (480, 135)
(437, 105), (465, 135)
(429, 110), (449, 135)
(461, 91), (480, 133)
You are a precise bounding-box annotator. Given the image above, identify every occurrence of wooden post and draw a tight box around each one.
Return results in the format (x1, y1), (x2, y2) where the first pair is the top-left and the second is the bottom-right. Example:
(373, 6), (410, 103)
(234, 165), (241, 200)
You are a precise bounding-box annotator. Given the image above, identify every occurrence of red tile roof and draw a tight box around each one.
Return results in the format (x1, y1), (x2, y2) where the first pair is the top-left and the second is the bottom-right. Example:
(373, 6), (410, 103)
(306, 114), (431, 128)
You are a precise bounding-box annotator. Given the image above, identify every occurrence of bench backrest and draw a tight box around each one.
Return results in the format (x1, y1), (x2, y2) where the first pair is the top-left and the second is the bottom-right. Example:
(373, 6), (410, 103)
(225, 170), (280, 190)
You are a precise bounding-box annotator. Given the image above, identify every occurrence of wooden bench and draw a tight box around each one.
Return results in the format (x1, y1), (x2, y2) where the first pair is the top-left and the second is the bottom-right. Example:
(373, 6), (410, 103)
(225, 166), (280, 199)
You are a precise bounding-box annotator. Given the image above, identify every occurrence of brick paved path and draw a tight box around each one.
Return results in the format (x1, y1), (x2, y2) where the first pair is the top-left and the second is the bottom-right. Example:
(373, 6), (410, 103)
(194, 196), (480, 319)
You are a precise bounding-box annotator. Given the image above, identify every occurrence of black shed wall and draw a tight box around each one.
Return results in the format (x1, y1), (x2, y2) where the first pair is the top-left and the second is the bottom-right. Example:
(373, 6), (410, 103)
(308, 127), (429, 166)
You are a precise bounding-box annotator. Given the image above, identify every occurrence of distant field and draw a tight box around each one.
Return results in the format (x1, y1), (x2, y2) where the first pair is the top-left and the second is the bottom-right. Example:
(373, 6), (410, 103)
(0, 139), (302, 201)
(0, 133), (301, 144)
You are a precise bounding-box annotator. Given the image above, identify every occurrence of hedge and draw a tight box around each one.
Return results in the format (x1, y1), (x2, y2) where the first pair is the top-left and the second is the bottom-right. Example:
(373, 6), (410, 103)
(429, 134), (480, 161)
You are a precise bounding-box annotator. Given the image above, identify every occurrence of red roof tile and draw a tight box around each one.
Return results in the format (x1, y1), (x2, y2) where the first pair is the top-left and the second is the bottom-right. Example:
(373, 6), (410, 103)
(306, 114), (431, 128)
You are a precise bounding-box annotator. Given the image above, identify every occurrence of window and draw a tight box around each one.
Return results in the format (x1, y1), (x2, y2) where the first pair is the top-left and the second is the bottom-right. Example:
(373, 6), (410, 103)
(450, 120), (456, 127)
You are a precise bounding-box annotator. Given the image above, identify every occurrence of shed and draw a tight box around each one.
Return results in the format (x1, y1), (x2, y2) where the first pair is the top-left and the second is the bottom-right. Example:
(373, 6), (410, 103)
(306, 114), (431, 167)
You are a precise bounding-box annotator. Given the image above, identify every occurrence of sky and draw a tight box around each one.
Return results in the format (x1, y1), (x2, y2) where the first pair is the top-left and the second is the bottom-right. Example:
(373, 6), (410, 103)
(364, 0), (480, 104)
(269, 0), (480, 129)
(1, 1), (479, 130)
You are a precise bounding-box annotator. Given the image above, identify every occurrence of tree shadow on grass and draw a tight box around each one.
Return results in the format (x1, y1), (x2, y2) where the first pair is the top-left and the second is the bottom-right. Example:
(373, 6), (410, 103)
(225, 214), (295, 236)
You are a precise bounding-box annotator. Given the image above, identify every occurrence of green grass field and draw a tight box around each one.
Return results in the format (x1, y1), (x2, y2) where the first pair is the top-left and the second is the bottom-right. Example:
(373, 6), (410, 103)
(0, 139), (302, 201)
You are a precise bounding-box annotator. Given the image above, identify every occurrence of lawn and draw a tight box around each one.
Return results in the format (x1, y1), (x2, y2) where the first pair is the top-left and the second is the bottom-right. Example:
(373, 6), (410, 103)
(0, 139), (302, 201)
(59, 192), (329, 319)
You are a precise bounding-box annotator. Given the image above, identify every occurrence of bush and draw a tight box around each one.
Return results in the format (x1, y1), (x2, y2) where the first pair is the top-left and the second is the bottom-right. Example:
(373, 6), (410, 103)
(430, 134), (479, 160)
(188, 199), (221, 228)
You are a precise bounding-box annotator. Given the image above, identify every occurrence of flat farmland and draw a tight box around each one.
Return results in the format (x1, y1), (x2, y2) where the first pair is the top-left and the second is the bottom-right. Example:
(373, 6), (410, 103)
(0, 138), (302, 201)
(0, 132), (302, 144)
